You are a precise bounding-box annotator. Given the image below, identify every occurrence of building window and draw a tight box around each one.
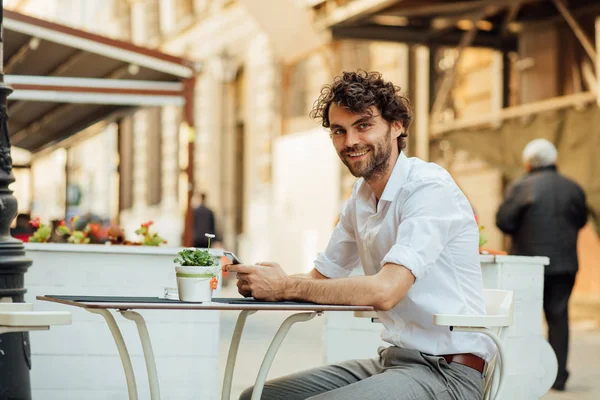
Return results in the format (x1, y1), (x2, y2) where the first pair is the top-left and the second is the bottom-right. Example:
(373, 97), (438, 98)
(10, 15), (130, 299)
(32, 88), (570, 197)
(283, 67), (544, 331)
(118, 117), (134, 211)
(146, 108), (163, 206)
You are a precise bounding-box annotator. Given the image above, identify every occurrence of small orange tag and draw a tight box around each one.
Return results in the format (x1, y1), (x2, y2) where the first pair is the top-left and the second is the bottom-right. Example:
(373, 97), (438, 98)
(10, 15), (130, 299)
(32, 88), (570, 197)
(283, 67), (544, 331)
(210, 277), (218, 290)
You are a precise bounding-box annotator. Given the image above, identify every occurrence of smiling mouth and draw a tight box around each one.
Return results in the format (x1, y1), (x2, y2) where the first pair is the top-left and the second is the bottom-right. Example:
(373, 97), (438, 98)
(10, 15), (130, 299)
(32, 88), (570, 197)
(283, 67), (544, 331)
(346, 149), (370, 159)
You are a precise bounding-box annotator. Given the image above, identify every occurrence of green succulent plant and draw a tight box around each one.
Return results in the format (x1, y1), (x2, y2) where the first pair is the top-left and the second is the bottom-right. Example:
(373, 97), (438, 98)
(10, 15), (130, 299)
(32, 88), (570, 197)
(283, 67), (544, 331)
(174, 248), (218, 267)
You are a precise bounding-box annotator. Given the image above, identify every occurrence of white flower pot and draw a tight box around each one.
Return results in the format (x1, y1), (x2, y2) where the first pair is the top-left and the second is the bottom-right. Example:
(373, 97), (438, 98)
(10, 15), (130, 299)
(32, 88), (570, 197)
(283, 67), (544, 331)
(175, 265), (218, 302)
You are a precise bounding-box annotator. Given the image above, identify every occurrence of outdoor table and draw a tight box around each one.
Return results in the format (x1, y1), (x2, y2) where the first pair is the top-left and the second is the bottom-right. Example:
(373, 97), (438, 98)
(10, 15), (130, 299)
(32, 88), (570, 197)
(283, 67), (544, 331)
(37, 295), (373, 400)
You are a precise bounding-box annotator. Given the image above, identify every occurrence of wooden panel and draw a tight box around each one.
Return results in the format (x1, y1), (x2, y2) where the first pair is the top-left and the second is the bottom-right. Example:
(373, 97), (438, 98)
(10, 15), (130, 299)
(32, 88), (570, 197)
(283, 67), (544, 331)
(518, 25), (559, 103)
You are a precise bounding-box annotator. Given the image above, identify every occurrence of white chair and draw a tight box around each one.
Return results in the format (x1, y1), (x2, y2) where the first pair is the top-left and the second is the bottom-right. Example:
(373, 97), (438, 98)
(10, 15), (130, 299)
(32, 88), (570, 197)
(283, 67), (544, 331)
(434, 289), (514, 400)
(353, 289), (514, 400)
(0, 302), (72, 334)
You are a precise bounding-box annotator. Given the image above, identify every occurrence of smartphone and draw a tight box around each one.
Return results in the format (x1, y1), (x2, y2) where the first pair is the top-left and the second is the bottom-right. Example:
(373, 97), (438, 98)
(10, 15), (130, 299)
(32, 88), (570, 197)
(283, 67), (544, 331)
(223, 251), (243, 265)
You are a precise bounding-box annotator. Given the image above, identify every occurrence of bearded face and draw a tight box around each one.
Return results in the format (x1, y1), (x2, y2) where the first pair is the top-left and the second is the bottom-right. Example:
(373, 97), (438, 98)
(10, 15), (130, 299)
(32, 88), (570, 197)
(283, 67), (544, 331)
(329, 105), (399, 181)
(339, 124), (393, 180)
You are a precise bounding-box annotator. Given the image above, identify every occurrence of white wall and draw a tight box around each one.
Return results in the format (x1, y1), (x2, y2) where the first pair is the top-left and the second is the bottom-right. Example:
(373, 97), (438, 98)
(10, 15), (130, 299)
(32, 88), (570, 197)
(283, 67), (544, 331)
(30, 149), (67, 221)
(24, 245), (221, 400)
(270, 129), (340, 275)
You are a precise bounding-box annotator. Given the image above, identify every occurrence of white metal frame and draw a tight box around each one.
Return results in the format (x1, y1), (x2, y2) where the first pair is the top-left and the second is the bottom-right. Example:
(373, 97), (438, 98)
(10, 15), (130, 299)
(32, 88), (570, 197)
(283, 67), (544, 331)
(86, 308), (139, 400)
(121, 310), (161, 400)
(5, 75), (184, 91)
(83, 306), (321, 400)
(222, 310), (256, 400)
(250, 312), (318, 400)
(434, 289), (514, 400)
(8, 90), (185, 106)
(4, 75), (186, 106)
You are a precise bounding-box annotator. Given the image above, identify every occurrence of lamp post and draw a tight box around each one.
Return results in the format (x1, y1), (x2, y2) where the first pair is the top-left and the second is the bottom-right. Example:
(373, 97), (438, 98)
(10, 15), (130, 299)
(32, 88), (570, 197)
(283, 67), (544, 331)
(0, 1), (34, 398)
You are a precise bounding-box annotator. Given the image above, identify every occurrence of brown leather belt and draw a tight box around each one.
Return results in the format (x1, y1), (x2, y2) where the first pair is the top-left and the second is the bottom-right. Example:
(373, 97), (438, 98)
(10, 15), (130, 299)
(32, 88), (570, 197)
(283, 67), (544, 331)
(442, 353), (485, 374)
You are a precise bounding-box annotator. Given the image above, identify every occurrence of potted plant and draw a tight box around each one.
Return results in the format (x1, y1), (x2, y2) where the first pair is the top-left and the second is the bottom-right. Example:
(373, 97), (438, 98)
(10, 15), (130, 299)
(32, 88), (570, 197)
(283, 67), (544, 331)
(476, 215), (507, 255)
(173, 234), (220, 302)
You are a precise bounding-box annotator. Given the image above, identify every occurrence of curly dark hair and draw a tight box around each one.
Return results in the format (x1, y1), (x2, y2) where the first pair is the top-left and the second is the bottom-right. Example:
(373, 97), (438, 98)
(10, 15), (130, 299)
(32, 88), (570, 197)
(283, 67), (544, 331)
(310, 70), (412, 150)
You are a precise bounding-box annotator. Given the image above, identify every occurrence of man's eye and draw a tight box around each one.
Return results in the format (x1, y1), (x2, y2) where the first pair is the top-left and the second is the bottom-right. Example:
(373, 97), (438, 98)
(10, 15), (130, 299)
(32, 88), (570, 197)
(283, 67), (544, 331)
(332, 130), (345, 135)
(358, 123), (371, 130)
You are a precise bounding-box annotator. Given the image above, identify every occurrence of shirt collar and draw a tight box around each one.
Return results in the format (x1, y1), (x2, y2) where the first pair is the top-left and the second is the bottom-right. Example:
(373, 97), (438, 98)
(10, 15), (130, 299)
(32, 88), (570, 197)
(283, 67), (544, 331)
(357, 151), (410, 206)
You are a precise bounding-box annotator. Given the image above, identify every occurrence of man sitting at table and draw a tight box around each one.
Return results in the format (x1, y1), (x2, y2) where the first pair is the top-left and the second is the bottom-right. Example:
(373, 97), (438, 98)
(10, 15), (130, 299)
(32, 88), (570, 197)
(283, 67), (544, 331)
(224, 70), (495, 400)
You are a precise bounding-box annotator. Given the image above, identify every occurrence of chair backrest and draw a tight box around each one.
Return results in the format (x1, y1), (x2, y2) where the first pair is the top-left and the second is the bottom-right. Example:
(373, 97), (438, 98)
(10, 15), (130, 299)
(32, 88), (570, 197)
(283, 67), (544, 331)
(483, 289), (514, 320)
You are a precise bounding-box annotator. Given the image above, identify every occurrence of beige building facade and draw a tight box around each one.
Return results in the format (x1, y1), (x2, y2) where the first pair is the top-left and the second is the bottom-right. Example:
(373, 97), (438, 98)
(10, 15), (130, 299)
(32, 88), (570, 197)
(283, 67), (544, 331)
(9, 0), (599, 299)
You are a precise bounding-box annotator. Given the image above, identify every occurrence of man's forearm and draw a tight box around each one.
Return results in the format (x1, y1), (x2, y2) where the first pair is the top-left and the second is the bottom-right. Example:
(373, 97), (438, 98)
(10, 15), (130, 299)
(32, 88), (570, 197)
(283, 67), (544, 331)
(290, 273), (314, 280)
(284, 275), (384, 308)
(290, 268), (328, 280)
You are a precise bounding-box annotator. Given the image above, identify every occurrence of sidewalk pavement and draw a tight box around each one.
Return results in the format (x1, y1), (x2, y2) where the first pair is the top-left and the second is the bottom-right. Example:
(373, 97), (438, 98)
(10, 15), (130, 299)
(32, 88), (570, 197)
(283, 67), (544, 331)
(217, 284), (600, 400)
(542, 319), (600, 400)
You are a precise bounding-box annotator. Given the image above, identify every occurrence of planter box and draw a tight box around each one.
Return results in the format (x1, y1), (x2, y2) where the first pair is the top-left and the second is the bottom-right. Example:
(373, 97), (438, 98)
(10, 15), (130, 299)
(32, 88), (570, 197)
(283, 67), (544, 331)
(324, 255), (556, 399)
(24, 243), (224, 400)
(480, 255), (555, 400)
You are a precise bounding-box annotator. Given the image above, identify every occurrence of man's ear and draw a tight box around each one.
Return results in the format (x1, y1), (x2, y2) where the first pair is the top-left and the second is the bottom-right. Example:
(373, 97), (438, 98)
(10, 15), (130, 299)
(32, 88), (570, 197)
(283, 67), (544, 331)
(392, 121), (404, 138)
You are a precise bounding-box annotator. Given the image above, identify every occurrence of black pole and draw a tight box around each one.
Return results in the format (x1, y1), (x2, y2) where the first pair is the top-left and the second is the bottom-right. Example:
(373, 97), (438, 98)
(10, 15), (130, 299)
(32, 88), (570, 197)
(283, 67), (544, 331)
(0, 1), (34, 398)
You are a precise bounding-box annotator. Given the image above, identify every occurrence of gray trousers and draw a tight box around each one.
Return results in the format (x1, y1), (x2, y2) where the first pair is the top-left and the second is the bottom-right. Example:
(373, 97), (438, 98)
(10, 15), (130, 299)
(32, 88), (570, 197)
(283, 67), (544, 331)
(240, 347), (483, 400)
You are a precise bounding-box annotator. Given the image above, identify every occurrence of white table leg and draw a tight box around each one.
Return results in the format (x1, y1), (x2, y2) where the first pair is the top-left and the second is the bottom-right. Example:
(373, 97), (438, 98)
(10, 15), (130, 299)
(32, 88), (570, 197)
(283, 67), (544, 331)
(121, 310), (160, 400)
(87, 308), (138, 400)
(251, 312), (318, 400)
(222, 310), (256, 400)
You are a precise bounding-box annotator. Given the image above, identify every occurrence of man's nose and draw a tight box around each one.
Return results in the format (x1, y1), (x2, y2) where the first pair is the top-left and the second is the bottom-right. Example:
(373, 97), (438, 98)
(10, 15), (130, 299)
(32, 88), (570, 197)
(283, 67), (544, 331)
(344, 129), (361, 148)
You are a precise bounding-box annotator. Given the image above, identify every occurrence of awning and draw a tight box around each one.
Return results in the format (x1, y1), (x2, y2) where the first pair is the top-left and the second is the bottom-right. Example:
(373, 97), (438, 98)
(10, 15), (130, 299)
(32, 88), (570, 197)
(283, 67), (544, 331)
(3, 10), (197, 153)
(312, 0), (600, 50)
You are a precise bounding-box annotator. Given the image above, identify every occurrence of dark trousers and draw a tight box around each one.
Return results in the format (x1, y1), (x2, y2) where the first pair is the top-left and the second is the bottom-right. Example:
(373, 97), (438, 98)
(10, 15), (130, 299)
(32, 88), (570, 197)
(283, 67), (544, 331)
(543, 273), (576, 384)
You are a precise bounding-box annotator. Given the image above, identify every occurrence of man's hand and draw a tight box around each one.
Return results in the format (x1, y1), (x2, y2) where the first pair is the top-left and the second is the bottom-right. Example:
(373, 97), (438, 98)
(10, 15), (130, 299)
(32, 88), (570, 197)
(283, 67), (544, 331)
(224, 261), (290, 301)
(236, 274), (252, 297)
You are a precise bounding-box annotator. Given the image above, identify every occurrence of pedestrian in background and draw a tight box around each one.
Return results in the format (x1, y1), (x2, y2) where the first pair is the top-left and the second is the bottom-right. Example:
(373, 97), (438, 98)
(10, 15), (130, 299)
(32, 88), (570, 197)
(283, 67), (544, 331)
(496, 138), (588, 391)
(193, 192), (220, 248)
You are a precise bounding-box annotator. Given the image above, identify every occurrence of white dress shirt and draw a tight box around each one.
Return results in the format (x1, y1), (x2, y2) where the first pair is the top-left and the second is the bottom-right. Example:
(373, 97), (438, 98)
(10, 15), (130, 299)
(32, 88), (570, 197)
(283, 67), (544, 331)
(315, 152), (496, 361)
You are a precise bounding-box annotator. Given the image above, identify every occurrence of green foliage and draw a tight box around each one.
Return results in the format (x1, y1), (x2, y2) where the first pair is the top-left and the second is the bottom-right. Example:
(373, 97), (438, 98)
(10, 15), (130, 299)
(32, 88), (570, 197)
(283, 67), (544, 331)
(478, 225), (488, 247)
(56, 216), (92, 244)
(67, 230), (91, 244)
(29, 223), (52, 243)
(135, 221), (167, 247)
(174, 248), (218, 267)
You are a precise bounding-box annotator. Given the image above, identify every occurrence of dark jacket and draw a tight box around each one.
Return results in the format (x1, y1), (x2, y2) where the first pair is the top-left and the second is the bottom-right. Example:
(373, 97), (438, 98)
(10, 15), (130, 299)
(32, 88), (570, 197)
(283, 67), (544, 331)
(193, 204), (217, 248)
(496, 166), (588, 275)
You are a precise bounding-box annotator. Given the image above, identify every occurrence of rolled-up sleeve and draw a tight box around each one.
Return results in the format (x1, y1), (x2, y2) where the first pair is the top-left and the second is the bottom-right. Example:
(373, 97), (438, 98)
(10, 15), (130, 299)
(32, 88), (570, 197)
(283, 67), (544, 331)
(381, 180), (469, 280)
(314, 198), (361, 278)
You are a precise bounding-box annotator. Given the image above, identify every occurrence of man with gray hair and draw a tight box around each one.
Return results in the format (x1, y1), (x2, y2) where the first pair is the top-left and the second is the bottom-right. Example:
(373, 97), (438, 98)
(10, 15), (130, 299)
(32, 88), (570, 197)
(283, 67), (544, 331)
(496, 138), (588, 391)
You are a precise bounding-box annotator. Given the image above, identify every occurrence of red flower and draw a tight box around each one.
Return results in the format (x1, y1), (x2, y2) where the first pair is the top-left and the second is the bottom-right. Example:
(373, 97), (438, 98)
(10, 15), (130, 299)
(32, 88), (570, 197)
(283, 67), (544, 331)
(141, 221), (154, 228)
(29, 217), (40, 229)
(59, 220), (66, 226)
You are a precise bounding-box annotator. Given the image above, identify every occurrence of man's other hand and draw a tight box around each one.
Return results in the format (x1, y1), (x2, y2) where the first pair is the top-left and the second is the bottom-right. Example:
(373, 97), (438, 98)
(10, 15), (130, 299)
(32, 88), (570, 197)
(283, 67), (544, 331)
(224, 261), (289, 301)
